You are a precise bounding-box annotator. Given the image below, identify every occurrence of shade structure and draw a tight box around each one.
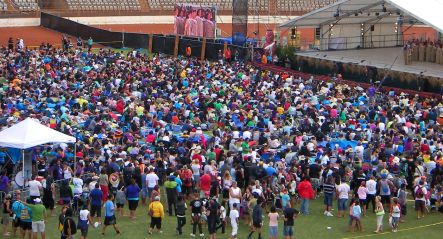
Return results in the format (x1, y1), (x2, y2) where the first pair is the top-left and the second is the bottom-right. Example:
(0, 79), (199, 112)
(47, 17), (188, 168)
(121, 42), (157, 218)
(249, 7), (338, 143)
(280, 0), (443, 33)
(0, 117), (76, 149)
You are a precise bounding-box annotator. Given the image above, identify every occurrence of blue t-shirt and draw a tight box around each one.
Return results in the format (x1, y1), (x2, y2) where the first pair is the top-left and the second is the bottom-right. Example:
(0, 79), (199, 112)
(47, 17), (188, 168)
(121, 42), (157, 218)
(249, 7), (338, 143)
(175, 178), (182, 193)
(281, 194), (290, 207)
(90, 188), (103, 206)
(266, 167), (277, 177)
(125, 185), (140, 200)
(12, 201), (25, 218)
(104, 201), (115, 217)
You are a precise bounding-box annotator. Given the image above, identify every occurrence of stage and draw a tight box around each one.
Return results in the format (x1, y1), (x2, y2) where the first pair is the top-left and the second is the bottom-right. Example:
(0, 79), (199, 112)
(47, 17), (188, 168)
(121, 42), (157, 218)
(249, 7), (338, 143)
(295, 47), (443, 79)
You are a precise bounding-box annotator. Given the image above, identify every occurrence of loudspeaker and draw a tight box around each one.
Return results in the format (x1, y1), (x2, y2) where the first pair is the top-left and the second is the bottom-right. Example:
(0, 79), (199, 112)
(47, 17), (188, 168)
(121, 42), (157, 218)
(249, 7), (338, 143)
(370, 25), (375, 31)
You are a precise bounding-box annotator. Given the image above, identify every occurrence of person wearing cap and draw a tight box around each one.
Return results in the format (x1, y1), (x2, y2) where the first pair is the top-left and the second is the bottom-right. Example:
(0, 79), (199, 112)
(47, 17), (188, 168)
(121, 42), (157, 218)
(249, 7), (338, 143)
(148, 196), (164, 235)
(164, 175), (178, 216)
(20, 198), (46, 239)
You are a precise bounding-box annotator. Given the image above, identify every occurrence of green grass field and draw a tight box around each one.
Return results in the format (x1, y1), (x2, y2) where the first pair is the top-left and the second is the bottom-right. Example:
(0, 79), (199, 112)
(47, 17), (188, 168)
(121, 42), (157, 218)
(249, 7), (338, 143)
(40, 193), (443, 239)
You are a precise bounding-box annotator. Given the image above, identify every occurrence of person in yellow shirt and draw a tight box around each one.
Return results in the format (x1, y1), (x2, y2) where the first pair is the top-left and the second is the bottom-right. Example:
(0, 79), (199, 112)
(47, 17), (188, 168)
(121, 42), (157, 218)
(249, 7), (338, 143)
(148, 196), (164, 234)
(277, 106), (284, 115)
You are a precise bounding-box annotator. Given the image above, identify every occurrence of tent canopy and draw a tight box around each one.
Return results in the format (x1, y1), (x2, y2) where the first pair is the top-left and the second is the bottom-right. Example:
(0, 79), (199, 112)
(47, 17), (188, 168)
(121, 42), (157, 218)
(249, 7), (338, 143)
(279, 0), (443, 33)
(0, 118), (76, 149)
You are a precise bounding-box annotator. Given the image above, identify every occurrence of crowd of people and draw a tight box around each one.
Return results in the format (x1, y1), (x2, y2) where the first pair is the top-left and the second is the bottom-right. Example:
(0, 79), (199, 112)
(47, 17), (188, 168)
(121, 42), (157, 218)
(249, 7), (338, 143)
(0, 37), (443, 239)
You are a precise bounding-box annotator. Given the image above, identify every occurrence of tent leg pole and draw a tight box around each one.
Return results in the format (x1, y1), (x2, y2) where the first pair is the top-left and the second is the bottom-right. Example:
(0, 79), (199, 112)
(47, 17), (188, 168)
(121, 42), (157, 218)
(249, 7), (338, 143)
(74, 143), (77, 174)
(22, 149), (25, 190)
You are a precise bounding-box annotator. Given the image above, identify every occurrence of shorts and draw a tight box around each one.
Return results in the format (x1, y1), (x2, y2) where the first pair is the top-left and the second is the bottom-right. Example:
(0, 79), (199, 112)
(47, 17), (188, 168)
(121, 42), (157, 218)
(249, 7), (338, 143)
(32, 221), (45, 233)
(391, 216), (400, 224)
(13, 218), (21, 228)
(21, 221), (32, 230)
(142, 188), (148, 198)
(338, 198), (348, 211)
(43, 198), (55, 210)
(253, 221), (262, 228)
(359, 199), (367, 207)
(116, 203), (124, 208)
(90, 205), (101, 217)
(2, 213), (10, 225)
(381, 195), (391, 205)
(208, 217), (217, 234)
(150, 217), (162, 229)
(415, 200), (425, 212)
(81, 228), (89, 237)
(104, 215), (116, 226)
(324, 193), (333, 207)
(283, 226), (294, 237)
(269, 226), (278, 237)
(128, 200), (139, 211)
(401, 204), (407, 215)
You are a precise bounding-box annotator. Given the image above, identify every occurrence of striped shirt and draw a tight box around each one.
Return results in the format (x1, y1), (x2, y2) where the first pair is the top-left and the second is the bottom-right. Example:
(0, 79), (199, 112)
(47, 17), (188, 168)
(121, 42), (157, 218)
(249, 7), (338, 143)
(323, 183), (336, 195)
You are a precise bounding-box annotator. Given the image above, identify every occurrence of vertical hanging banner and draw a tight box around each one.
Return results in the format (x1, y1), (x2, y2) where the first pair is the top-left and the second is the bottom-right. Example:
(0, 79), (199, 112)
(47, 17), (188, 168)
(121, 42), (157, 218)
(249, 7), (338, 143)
(232, 0), (248, 46)
(174, 4), (216, 38)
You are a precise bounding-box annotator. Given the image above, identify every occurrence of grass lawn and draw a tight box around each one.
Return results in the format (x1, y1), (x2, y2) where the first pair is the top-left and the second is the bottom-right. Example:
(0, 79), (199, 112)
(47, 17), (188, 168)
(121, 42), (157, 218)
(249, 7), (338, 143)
(41, 192), (443, 239)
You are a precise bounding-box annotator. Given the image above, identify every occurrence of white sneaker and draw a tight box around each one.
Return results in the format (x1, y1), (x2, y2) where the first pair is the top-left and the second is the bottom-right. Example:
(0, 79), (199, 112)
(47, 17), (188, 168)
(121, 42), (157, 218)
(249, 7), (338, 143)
(327, 212), (334, 217)
(200, 233), (205, 237)
(323, 211), (328, 215)
(190, 233), (196, 237)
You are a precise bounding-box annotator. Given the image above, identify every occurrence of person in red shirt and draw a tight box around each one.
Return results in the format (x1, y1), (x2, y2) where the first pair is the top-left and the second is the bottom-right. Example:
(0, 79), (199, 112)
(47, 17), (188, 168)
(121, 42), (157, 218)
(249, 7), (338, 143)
(199, 173), (211, 198)
(297, 176), (315, 215)
(146, 131), (156, 144)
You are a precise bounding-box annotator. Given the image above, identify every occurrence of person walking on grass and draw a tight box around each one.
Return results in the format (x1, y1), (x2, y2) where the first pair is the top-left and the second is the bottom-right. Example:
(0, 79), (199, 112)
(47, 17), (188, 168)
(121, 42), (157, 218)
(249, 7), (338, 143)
(89, 183), (102, 226)
(414, 180), (427, 219)
(390, 197), (401, 232)
(102, 194), (120, 236)
(297, 176), (315, 215)
(176, 196), (187, 235)
(229, 203), (239, 239)
(2, 194), (12, 237)
(77, 204), (92, 239)
(268, 206), (279, 239)
(283, 203), (298, 239)
(357, 181), (369, 216)
(61, 208), (76, 239)
(190, 193), (204, 237)
(125, 179), (140, 219)
(397, 184), (407, 222)
(148, 196), (164, 235)
(350, 200), (362, 232)
(337, 179), (350, 218)
(323, 176), (335, 217)
(248, 201), (263, 239)
(20, 198), (46, 239)
(374, 196), (385, 233)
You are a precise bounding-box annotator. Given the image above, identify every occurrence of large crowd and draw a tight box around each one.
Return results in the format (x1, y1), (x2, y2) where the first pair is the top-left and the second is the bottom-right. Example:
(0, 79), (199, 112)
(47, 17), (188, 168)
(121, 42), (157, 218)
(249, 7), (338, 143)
(0, 39), (443, 239)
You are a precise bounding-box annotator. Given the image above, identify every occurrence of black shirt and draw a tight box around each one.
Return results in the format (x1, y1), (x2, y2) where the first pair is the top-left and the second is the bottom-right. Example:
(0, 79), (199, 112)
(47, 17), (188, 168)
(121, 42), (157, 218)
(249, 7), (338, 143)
(283, 207), (298, 226)
(309, 164), (321, 178)
(191, 199), (203, 214)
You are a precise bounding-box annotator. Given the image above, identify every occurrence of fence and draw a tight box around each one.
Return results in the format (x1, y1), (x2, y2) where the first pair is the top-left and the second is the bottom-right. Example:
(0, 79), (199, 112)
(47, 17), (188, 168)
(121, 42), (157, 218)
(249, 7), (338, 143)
(40, 12), (253, 61)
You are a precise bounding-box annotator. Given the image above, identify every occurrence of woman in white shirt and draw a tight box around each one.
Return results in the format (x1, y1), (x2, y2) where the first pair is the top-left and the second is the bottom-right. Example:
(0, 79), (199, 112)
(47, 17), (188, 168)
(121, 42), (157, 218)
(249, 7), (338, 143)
(229, 181), (242, 210)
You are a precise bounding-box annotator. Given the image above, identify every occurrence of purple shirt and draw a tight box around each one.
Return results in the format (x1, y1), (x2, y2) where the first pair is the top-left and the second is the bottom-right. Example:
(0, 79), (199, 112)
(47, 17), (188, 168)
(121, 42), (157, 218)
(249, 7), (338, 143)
(0, 175), (9, 193)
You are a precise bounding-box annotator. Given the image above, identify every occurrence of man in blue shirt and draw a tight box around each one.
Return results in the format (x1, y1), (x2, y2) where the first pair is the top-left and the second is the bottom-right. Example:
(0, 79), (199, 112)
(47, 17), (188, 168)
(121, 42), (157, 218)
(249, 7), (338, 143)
(89, 183), (103, 225)
(11, 191), (24, 237)
(102, 194), (120, 235)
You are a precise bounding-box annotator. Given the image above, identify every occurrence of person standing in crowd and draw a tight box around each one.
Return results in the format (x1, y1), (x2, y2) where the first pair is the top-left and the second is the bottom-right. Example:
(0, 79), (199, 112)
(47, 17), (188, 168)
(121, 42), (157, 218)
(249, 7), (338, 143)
(102, 194), (120, 235)
(390, 197), (401, 232)
(28, 175), (42, 200)
(87, 37), (93, 51)
(378, 174), (395, 208)
(206, 197), (219, 239)
(268, 206), (279, 239)
(77, 204), (92, 239)
(148, 196), (164, 235)
(229, 203), (239, 239)
(297, 176), (314, 215)
(20, 198), (46, 239)
(99, 169), (109, 202)
(283, 203), (298, 239)
(248, 201), (263, 239)
(357, 181), (369, 215)
(42, 176), (55, 217)
(337, 179), (351, 218)
(374, 196), (385, 233)
(175, 196), (187, 235)
(190, 193), (204, 237)
(0, 171), (9, 196)
(12, 191), (24, 238)
(76, 37), (83, 49)
(229, 181), (241, 210)
(146, 167), (159, 200)
(20, 198), (33, 239)
(366, 176), (377, 213)
(414, 180), (427, 219)
(115, 186), (126, 217)
(125, 179), (140, 219)
(323, 175), (335, 217)
(164, 175), (178, 216)
(61, 208), (76, 239)
(397, 184), (407, 222)
(89, 183), (103, 226)
(2, 194), (12, 237)
(350, 200), (362, 232)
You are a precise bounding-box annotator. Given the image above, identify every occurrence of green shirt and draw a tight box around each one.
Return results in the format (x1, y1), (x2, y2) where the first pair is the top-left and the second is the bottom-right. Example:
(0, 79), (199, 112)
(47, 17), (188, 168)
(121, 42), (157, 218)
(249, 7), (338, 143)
(26, 204), (46, 222)
(206, 151), (216, 161)
(164, 180), (178, 189)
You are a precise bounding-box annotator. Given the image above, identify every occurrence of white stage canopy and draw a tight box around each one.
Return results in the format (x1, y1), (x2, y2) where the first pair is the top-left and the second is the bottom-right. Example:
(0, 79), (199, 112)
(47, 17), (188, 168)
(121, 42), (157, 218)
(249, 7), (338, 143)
(280, 0), (443, 33)
(0, 117), (76, 149)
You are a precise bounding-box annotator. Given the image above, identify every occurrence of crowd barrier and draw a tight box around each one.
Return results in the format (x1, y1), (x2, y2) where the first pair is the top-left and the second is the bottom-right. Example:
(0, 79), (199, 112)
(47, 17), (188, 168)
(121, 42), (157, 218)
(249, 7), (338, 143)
(40, 12), (253, 61)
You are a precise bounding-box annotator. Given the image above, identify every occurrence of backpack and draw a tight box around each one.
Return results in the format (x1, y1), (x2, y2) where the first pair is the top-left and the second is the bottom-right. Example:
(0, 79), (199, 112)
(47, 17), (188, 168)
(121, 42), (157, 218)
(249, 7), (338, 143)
(415, 186), (424, 198)
(176, 202), (186, 216)
(381, 181), (390, 194)
(63, 217), (77, 235)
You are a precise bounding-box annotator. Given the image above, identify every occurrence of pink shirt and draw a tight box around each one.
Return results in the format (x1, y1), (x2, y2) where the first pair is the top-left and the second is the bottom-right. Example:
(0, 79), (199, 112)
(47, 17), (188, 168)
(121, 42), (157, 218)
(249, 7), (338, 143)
(357, 186), (369, 200)
(268, 212), (279, 227)
(330, 109), (338, 118)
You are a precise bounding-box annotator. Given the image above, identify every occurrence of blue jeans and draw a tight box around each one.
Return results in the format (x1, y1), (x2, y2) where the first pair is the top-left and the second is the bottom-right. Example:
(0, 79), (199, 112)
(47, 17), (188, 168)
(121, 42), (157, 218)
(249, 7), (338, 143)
(301, 198), (310, 215)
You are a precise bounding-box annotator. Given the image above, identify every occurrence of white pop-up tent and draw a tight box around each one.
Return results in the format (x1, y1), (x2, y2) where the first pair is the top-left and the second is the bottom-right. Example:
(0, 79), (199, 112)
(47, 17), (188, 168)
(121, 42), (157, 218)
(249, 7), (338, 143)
(0, 118), (76, 187)
(0, 117), (76, 149)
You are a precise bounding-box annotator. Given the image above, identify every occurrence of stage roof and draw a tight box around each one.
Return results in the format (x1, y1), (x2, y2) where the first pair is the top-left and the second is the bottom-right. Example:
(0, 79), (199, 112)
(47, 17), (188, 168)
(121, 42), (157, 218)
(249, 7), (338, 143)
(279, 0), (443, 33)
